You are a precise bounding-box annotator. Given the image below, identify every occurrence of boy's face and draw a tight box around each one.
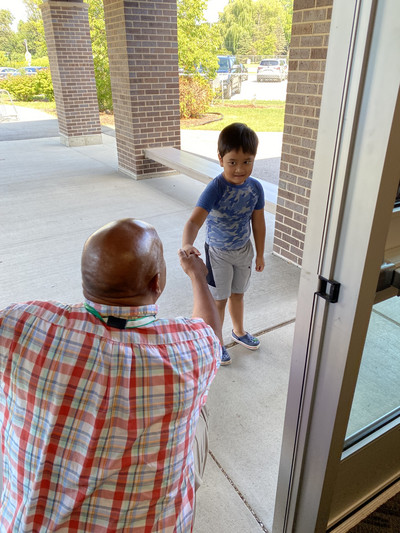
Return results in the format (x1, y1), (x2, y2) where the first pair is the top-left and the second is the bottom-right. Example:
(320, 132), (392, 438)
(218, 148), (255, 186)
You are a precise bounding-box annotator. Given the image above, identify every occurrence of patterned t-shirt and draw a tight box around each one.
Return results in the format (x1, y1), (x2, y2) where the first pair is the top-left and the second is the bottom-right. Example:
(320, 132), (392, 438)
(196, 173), (265, 250)
(0, 299), (221, 532)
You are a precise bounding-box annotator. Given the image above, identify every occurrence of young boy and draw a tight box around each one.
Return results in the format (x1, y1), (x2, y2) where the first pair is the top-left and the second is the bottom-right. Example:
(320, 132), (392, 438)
(182, 122), (266, 365)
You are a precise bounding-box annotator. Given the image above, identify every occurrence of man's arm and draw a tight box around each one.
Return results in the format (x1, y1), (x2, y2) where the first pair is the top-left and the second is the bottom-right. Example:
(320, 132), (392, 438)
(178, 248), (223, 344)
(251, 208), (266, 272)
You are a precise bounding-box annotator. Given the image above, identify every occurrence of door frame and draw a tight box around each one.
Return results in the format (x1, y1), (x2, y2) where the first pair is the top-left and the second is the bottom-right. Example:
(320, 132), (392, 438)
(273, 0), (400, 531)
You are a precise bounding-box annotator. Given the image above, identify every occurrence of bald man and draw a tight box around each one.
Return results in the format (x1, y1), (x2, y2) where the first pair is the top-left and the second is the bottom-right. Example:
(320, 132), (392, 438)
(0, 219), (222, 532)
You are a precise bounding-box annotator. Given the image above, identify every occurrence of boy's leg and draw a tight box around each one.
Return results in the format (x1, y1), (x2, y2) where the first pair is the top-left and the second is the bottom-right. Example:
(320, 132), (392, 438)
(229, 292), (245, 337)
(215, 298), (227, 327)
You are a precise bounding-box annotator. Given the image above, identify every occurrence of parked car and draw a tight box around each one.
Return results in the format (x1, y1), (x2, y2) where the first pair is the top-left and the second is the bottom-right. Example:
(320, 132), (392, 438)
(0, 67), (19, 79)
(236, 63), (249, 81)
(212, 55), (241, 99)
(280, 59), (288, 79)
(18, 66), (46, 75)
(257, 58), (287, 82)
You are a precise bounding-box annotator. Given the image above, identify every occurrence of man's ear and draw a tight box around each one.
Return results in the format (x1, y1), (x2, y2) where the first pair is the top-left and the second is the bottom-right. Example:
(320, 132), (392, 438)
(218, 152), (224, 167)
(148, 272), (163, 299)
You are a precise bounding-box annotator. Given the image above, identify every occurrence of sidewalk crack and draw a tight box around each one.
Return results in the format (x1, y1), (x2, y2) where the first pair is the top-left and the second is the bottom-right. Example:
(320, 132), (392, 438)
(208, 450), (270, 532)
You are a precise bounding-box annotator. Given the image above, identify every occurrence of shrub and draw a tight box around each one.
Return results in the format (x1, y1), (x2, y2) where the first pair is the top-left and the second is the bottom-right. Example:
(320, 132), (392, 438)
(35, 70), (54, 101)
(179, 75), (213, 119)
(0, 69), (54, 102)
(94, 64), (113, 112)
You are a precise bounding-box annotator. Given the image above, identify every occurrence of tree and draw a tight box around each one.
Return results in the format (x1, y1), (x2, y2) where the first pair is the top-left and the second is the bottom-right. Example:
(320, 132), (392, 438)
(0, 9), (18, 59)
(217, 0), (293, 56)
(218, 0), (256, 55)
(177, 0), (222, 77)
(87, 0), (112, 111)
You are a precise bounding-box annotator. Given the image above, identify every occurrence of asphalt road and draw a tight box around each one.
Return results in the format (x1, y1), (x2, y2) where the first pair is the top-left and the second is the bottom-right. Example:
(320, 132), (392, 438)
(232, 72), (288, 101)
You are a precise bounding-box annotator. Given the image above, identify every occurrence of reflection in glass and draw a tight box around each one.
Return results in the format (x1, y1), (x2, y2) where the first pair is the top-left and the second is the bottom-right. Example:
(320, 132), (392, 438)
(345, 297), (400, 445)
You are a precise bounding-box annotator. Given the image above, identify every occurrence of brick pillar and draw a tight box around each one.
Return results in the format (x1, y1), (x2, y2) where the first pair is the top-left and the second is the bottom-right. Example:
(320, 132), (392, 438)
(41, 0), (102, 147)
(273, 0), (333, 266)
(103, 0), (181, 179)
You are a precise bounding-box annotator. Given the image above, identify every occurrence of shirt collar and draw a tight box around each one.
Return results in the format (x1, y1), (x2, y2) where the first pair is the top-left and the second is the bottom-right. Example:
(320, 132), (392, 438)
(84, 299), (158, 321)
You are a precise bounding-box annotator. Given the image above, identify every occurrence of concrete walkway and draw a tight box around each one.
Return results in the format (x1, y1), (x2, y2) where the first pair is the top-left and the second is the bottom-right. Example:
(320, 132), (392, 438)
(0, 110), (300, 532)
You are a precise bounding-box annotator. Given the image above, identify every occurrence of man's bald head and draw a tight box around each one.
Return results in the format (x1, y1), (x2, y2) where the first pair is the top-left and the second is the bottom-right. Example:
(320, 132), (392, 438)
(81, 219), (166, 305)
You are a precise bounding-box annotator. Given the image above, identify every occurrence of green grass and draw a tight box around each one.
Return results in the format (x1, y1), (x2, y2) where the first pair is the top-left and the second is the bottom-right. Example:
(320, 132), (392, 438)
(12, 100), (57, 116)
(184, 99), (286, 132)
(12, 99), (285, 132)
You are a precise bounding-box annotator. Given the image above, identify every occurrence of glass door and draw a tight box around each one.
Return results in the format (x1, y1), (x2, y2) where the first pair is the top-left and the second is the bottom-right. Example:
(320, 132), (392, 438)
(273, 0), (400, 531)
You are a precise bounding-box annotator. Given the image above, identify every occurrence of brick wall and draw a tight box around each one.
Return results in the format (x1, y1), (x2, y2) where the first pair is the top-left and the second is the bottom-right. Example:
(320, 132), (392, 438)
(41, 0), (102, 146)
(273, 0), (333, 266)
(103, 0), (181, 179)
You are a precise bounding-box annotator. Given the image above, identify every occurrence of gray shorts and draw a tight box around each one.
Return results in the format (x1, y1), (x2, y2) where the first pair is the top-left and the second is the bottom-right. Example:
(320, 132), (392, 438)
(205, 240), (254, 300)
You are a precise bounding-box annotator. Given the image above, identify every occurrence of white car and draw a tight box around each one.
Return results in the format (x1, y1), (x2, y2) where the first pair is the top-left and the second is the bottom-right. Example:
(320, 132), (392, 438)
(257, 59), (287, 82)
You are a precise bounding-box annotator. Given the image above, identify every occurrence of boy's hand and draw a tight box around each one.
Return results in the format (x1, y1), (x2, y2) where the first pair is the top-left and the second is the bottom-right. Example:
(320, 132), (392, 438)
(178, 248), (208, 279)
(255, 255), (265, 272)
(182, 244), (201, 257)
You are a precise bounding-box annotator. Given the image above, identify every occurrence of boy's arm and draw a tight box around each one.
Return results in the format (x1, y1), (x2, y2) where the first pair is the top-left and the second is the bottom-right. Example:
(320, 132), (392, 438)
(182, 207), (209, 256)
(252, 208), (266, 272)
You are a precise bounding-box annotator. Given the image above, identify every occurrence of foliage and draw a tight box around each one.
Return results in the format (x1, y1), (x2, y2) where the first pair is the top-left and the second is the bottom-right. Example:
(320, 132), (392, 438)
(18, 18), (47, 58)
(0, 9), (18, 59)
(0, 0), (293, 119)
(0, 69), (54, 102)
(179, 75), (213, 119)
(216, 0), (293, 56)
(177, 0), (221, 78)
(87, 0), (112, 112)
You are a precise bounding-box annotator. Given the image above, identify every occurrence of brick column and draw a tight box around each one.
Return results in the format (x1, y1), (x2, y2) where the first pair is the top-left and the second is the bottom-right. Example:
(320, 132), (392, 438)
(41, 0), (102, 147)
(103, 0), (181, 179)
(273, 0), (333, 266)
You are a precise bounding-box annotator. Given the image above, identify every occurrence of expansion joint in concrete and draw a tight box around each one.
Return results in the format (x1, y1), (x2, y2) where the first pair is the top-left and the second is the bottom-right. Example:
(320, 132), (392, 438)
(208, 449), (269, 532)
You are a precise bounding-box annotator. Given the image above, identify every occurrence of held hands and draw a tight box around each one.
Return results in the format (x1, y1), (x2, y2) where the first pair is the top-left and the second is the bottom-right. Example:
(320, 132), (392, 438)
(178, 248), (208, 280)
(181, 244), (201, 257)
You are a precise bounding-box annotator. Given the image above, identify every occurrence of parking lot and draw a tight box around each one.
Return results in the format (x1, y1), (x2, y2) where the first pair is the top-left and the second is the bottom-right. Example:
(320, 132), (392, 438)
(231, 72), (288, 101)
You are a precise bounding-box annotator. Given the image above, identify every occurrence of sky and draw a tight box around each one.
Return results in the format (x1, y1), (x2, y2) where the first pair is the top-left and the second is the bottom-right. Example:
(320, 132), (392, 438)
(204, 0), (230, 23)
(0, 0), (27, 30)
(1, 0), (230, 29)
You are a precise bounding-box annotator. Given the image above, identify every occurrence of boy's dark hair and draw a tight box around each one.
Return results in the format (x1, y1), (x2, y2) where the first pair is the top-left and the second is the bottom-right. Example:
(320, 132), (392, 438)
(218, 122), (259, 158)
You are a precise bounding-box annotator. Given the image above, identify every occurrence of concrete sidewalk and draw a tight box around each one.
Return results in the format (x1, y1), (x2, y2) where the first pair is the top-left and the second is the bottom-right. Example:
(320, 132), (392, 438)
(0, 114), (300, 531)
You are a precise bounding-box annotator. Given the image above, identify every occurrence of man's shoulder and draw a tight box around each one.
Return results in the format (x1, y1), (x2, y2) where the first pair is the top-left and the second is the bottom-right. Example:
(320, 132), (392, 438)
(1, 301), (79, 324)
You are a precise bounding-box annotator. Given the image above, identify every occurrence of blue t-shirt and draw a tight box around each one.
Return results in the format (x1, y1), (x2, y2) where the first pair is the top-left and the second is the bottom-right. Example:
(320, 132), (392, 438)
(196, 173), (265, 250)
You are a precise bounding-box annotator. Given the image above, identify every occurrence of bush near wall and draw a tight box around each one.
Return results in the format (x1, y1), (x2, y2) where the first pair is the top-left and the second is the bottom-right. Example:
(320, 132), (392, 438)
(179, 75), (213, 119)
(0, 70), (54, 102)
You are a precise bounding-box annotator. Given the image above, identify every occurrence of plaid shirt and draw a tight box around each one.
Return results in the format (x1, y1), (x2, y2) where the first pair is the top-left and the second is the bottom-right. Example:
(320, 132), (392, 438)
(0, 300), (221, 532)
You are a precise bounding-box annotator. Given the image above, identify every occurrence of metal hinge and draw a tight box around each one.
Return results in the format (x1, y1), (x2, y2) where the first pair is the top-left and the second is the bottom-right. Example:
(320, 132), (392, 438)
(317, 275), (341, 303)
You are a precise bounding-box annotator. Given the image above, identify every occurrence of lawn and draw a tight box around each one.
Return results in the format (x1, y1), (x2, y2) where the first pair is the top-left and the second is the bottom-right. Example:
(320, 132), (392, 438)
(184, 99), (285, 132)
(12, 99), (285, 132)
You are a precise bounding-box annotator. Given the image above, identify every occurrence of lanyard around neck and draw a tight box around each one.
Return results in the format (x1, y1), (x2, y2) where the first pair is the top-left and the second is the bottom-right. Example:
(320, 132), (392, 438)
(84, 303), (156, 329)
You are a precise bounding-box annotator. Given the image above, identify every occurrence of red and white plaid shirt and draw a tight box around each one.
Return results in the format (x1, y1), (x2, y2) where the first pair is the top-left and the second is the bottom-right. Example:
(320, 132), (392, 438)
(0, 300), (221, 532)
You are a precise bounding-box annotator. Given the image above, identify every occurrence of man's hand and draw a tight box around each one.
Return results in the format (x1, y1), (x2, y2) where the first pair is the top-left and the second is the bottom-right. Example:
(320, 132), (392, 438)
(178, 248), (207, 279)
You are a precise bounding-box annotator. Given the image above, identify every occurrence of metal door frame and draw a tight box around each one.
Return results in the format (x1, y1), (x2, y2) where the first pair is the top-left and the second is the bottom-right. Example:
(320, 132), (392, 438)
(273, 0), (400, 531)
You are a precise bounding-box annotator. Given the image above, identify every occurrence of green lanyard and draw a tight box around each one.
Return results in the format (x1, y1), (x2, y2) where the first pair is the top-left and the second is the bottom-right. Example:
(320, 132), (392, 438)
(84, 303), (156, 329)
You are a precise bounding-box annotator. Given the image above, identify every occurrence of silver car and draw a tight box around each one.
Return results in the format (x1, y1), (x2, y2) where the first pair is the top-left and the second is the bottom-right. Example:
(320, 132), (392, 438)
(257, 59), (287, 82)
